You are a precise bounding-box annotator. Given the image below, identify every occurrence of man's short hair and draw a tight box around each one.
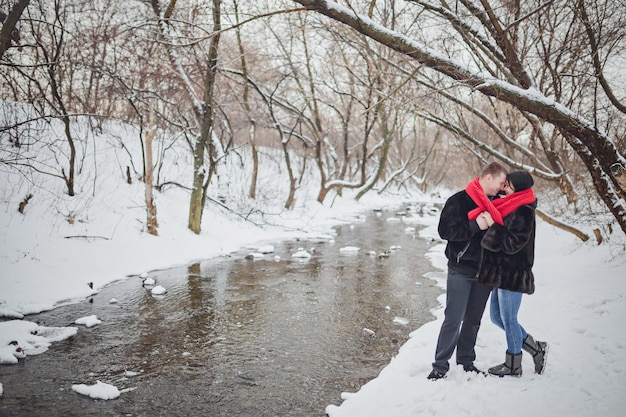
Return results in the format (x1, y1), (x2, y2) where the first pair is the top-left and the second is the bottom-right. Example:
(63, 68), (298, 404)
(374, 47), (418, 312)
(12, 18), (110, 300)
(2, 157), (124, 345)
(480, 161), (508, 179)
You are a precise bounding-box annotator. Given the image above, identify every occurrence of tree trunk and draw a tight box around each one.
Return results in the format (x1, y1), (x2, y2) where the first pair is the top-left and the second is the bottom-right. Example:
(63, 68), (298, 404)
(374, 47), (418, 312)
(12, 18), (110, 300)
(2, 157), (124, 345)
(356, 109), (392, 201)
(535, 208), (589, 242)
(234, 1), (258, 200)
(43, 17), (75, 197)
(283, 141), (297, 209)
(188, 0), (221, 234)
(145, 105), (158, 236)
(248, 121), (259, 199)
(0, 0), (30, 59)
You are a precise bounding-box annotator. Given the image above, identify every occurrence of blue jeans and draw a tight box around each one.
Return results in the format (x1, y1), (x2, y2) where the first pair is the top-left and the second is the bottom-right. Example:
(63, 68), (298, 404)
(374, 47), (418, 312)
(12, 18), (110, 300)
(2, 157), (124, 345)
(490, 288), (528, 354)
(432, 269), (492, 373)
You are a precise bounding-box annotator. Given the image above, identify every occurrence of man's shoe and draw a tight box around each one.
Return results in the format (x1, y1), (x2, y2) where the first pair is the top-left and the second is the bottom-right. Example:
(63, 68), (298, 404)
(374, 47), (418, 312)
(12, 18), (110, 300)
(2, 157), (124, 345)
(462, 364), (486, 376)
(427, 370), (446, 380)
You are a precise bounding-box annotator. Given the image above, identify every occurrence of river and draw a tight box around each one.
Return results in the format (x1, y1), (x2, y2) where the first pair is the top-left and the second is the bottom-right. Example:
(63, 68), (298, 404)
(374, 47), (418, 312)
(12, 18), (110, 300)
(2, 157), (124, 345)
(0, 206), (442, 417)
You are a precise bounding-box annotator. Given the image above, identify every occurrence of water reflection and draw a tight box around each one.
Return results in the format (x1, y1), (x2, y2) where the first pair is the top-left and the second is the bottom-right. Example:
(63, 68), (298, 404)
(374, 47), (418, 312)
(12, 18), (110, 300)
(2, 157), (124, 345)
(0, 208), (442, 417)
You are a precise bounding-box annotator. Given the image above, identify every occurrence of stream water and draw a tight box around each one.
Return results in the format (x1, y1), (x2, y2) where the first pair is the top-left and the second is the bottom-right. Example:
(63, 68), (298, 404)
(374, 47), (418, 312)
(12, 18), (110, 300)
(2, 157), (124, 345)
(0, 207), (443, 417)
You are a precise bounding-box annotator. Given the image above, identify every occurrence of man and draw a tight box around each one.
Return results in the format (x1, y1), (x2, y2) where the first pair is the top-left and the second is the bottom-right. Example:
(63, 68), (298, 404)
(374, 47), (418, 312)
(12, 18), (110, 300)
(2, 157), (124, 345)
(427, 161), (508, 380)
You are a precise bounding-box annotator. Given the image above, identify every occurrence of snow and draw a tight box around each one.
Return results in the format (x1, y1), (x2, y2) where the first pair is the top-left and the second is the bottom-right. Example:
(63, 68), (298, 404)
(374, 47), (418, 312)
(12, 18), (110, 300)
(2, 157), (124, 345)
(71, 380), (120, 400)
(1, 106), (625, 412)
(393, 317), (410, 325)
(256, 244), (275, 254)
(339, 245), (360, 254)
(291, 247), (313, 258)
(142, 277), (156, 286)
(0, 319), (77, 364)
(74, 314), (102, 328)
(150, 285), (167, 295)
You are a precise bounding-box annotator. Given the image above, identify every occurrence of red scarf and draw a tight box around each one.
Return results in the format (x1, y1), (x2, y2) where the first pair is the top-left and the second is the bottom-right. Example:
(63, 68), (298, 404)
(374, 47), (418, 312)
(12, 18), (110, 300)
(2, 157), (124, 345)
(466, 177), (536, 226)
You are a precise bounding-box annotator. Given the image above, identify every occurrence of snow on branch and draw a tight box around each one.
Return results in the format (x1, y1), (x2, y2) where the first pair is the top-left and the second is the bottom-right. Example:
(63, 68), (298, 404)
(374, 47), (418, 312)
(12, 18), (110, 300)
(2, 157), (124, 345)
(292, 0), (625, 161)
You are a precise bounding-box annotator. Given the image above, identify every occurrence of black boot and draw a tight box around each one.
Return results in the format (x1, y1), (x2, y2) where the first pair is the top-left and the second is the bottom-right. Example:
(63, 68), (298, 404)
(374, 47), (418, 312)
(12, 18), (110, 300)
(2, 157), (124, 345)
(522, 334), (548, 374)
(488, 352), (522, 377)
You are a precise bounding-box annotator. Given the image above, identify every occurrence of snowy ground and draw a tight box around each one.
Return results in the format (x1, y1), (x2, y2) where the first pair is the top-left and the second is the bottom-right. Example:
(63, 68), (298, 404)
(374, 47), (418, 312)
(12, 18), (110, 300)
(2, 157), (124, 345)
(325, 216), (626, 417)
(1, 107), (625, 413)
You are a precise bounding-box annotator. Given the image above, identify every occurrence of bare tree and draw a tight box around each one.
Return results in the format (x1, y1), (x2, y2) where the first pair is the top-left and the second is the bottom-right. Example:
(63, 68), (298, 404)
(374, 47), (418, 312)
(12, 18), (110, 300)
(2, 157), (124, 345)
(150, 0), (222, 234)
(5, 0), (81, 196)
(232, 0), (259, 200)
(288, 0), (626, 235)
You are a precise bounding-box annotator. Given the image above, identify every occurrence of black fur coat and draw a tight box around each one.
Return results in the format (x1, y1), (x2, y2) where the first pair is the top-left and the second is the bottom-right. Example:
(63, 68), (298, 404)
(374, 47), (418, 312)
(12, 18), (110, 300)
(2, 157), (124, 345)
(478, 202), (536, 294)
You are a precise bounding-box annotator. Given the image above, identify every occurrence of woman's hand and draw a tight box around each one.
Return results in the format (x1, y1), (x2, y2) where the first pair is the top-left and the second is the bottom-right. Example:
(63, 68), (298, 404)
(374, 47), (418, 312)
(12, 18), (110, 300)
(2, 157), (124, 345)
(481, 211), (495, 227)
(476, 214), (489, 230)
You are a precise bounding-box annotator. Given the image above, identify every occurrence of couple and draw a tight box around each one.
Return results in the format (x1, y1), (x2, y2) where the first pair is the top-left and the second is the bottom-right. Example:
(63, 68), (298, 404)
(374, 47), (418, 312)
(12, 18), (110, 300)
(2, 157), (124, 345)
(428, 161), (548, 380)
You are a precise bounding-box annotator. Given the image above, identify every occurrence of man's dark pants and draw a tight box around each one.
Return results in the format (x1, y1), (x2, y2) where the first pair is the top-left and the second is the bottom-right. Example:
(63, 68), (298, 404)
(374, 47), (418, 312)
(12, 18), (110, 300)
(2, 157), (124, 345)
(432, 269), (492, 374)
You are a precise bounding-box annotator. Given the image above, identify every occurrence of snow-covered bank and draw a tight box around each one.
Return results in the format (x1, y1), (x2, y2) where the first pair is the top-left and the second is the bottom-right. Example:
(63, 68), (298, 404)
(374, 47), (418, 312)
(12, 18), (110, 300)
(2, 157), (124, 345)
(325, 218), (626, 417)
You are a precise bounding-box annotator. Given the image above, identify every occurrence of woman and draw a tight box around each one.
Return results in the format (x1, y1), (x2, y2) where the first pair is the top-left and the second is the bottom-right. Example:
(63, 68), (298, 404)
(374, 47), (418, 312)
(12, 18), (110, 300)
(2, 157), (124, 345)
(478, 171), (548, 377)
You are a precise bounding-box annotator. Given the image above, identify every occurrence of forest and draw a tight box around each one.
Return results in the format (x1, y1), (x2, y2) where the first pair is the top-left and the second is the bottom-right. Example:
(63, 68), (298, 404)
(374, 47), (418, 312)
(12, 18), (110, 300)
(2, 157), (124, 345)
(1, 0), (625, 241)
